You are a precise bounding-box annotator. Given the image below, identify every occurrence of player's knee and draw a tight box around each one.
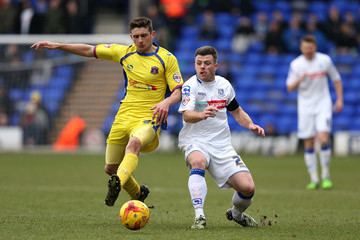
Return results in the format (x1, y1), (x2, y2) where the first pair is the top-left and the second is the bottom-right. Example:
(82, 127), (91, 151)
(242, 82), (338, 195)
(240, 186), (255, 199)
(188, 158), (206, 169)
(239, 182), (255, 197)
(126, 138), (142, 153)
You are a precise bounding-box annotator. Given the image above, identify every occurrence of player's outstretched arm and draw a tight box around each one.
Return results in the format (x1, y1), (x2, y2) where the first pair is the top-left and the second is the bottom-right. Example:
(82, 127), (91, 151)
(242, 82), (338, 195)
(230, 107), (265, 137)
(31, 41), (95, 57)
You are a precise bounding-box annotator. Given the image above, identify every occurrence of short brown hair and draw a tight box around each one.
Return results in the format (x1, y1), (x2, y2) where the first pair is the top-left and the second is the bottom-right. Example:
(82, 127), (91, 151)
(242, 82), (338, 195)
(301, 35), (317, 45)
(195, 46), (218, 63)
(129, 17), (153, 32)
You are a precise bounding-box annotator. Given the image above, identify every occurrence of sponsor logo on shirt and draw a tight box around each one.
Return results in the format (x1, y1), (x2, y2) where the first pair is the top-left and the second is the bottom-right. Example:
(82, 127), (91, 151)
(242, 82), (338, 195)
(173, 73), (182, 83)
(306, 71), (326, 80)
(197, 92), (206, 96)
(129, 79), (157, 90)
(207, 100), (227, 109)
(127, 64), (134, 71)
(150, 66), (159, 74)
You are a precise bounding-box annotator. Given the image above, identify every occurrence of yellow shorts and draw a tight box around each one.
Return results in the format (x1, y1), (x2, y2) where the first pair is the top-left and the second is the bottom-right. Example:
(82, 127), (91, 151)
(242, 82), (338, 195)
(106, 119), (160, 165)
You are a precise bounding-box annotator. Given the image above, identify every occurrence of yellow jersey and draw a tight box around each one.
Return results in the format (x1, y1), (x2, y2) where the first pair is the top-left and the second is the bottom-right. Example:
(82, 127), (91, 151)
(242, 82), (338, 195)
(95, 43), (183, 123)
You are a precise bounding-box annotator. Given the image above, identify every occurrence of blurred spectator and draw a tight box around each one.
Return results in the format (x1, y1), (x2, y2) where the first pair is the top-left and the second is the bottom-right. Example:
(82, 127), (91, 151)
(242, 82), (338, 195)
(29, 0), (47, 33)
(16, 0), (34, 34)
(323, 6), (342, 43)
(2, 44), (30, 89)
(64, 0), (83, 34)
(199, 10), (219, 40)
(265, 122), (278, 137)
(305, 18), (328, 52)
(271, 10), (288, 32)
(160, 0), (192, 50)
(283, 14), (304, 53)
(44, 0), (65, 33)
(0, 0), (17, 33)
(232, 16), (255, 53)
(21, 91), (50, 145)
(335, 23), (358, 55)
(265, 21), (285, 54)
(145, 4), (170, 49)
(0, 83), (12, 126)
(253, 11), (268, 41)
(343, 11), (358, 31)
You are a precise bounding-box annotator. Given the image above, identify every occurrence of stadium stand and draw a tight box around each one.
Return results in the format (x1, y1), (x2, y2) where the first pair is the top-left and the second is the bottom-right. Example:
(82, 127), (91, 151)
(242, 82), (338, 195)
(1, 0), (360, 147)
(163, 0), (360, 134)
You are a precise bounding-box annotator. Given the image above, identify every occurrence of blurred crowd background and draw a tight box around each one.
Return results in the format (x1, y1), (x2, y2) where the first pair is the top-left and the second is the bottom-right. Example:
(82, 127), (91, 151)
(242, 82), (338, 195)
(0, 0), (359, 149)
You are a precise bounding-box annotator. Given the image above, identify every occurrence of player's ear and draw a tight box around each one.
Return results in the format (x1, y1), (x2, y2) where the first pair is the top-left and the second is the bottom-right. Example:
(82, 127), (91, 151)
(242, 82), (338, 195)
(151, 31), (157, 38)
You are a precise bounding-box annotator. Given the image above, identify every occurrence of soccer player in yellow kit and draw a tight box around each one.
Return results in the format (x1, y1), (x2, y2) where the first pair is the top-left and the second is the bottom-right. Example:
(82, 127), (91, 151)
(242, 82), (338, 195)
(32, 17), (183, 206)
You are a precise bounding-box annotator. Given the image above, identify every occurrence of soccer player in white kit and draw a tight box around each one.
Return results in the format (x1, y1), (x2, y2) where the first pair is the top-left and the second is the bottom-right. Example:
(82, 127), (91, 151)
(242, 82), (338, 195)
(178, 46), (265, 229)
(286, 35), (343, 190)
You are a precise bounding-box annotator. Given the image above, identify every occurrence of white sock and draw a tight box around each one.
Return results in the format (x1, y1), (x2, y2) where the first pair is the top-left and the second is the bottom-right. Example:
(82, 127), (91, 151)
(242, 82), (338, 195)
(188, 168), (207, 218)
(231, 191), (253, 219)
(320, 145), (331, 180)
(304, 149), (319, 183)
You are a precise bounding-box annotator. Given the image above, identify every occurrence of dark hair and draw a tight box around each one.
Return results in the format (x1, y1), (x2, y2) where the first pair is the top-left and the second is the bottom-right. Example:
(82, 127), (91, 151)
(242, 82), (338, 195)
(301, 35), (317, 45)
(129, 17), (153, 32)
(195, 46), (218, 63)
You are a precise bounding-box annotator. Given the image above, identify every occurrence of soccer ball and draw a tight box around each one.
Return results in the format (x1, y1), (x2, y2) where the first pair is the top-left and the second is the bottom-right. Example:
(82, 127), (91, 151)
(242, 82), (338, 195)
(119, 200), (150, 230)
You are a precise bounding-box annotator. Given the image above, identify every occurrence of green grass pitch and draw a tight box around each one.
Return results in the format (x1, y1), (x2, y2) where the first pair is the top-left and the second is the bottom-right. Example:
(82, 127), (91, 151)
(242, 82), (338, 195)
(0, 151), (359, 240)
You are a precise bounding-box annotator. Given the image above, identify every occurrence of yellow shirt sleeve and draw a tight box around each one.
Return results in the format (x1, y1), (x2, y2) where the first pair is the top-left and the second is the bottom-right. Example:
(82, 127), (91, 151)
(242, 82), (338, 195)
(165, 53), (183, 91)
(94, 44), (129, 62)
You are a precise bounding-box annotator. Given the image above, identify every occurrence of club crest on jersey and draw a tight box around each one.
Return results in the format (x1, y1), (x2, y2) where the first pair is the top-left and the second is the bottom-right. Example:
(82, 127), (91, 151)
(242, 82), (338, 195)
(173, 73), (182, 83)
(218, 89), (225, 97)
(150, 66), (159, 74)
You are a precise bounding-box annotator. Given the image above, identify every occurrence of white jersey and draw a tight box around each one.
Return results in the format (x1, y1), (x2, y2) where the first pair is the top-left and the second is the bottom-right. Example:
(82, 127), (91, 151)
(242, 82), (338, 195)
(178, 75), (236, 149)
(286, 52), (341, 114)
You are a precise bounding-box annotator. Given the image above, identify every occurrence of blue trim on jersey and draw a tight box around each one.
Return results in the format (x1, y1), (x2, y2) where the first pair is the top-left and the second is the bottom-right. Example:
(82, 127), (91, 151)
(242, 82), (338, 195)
(321, 144), (330, 150)
(154, 53), (165, 70)
(136, 44), (160, 56)
(237, 191), (254, 200)
(120, 51), (136, 65)
(305, 148), (315, 153)
(120, 69), (128, 102)
(190, 168), (205, 177)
